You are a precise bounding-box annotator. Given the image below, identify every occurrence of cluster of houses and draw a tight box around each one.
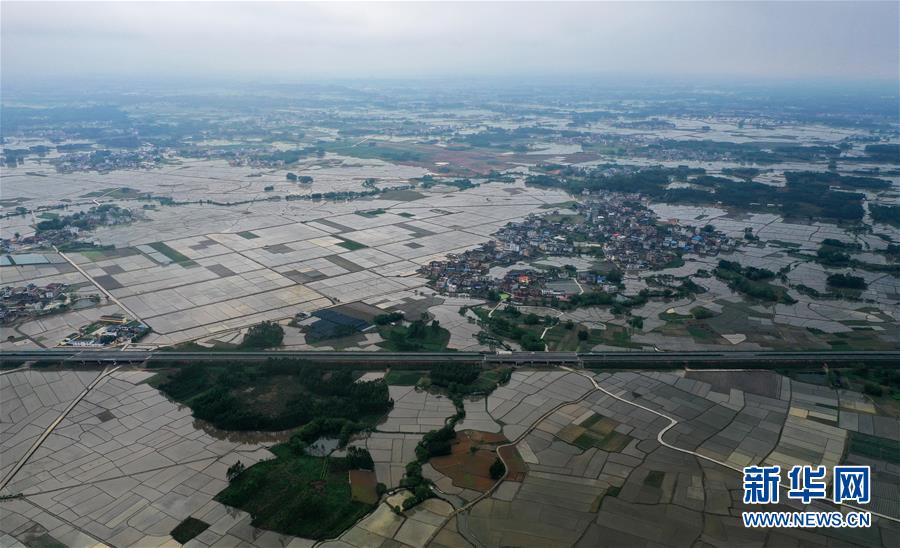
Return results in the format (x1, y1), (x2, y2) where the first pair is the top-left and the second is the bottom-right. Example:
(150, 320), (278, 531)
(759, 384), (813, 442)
(580, 193), (734, 269)
(0, 283), (72, 325)
(422, 191), (735, 302)
(61, 314), (150, 347)
(0, 281), (149, 346)
(421, 220), (589, 301)
(2, 228), (79, 250)
(493, 218), (577, 257)
(495, 269), (581, 303)
(53, 147), (165, 174)
(33, 205), (136, 246)
(4, 206), (138, 252)
(421, 247), (493, 297)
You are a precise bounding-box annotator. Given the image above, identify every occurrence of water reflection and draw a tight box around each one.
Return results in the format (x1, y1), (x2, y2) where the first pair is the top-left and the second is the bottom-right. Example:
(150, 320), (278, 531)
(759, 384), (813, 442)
(306, 437), (340, 457)
(192, 418), (296, 444)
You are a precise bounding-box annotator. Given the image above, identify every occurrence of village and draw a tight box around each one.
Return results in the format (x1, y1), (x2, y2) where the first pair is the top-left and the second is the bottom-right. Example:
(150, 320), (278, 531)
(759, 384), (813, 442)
(421, 191), (735, 304)
(3, 203), (137, 252)
(0, 282), (75, 325)
(52, 146), (168, 173)
(0, 280), (149, 347)
(59, 313), (150, 348)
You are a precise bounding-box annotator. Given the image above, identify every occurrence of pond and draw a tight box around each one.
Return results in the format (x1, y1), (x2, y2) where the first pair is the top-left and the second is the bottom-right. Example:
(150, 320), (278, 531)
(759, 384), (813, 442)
(305, 436), (341, 457)
(192, 418), (295, 444)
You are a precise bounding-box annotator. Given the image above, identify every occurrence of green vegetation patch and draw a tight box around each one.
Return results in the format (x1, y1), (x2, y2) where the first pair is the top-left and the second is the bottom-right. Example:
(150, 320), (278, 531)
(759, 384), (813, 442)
(384, 369), (425, 386)
(237, 231), (260, 239)
(70, 245), (121, 261)
(527, 167), (871, 223)
(320, 140), (427, 163)
(659, 255), (685, 270)
(543, 325), (606, 351)
(839, 364), (900, 393)
(80, 187), (142, 199)
(154, 360), (392, 431)
(574, 429), (632, 452)
(170, 517), (209, 544)
(722, 167), (761, 181)
(715, 260), (795, 304)
(592, 324), (643, 350)
(573, 414), (633, 452)
(815, 238), (859, 267)
(420, 177), (476, 191)
(147, 241), (198, 267)
(381, 189), (425, 202)
(216, 446), (375, 539)
(816, 324), (900, 352)
(475, 306), (547, 351)
(468, 367), (514, 393)
(574, 413), (633, 453)
(827, 273), (867, 290)
(378, 319), (450, 352)
(241, 321), (284, 349)
(848, 432), (900, 464)
(644, 470), (666, 488)
(336, 237), (367, 251)
(767, 240), (802, 249)
(540, 201), (579, 210)
(807, 239), (900, 276)
(580, 413), (604, 430)
(586, 414), (619, 434)
(687, 322), (719, 342)
(14, 532), (65, 548)
(690, 306), (716, 319)
(659, 310), (693, 322)
(430, 363), (479, 388)
(425, 363), (512, 395)
(590, 483), (622, 511)
(870, 204), (900, 227)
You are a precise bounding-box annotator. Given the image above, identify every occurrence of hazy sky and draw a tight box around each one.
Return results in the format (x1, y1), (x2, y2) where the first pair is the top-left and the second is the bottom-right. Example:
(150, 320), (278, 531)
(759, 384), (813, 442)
(2, 1), (898, 84)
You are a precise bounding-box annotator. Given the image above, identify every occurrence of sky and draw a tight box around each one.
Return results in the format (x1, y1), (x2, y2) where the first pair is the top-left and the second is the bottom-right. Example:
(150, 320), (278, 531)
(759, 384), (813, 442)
(2, 1), (898, 85)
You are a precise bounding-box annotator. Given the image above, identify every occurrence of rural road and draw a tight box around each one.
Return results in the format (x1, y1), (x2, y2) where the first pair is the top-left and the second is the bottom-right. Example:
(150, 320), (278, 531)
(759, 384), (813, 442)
(54, 246), (145, 323)
(560, 366), (899, 524)
(428, 364), (899, 547)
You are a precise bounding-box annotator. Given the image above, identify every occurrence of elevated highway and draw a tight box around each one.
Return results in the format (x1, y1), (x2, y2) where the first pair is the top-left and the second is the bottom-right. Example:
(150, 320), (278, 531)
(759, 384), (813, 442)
(2, 349), (898, 367)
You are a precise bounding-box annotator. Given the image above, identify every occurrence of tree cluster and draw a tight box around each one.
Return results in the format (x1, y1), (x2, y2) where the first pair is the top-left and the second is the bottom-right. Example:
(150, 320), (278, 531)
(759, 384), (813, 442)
(158, 361), (393, 432)
(240, 321), (284, 348)
(374, 311), (404, 325)
(345, 447), (375, 470)
(430, 363), (480, 389)
(826, 273), (867, 290)
(715, 260), (795, 304)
